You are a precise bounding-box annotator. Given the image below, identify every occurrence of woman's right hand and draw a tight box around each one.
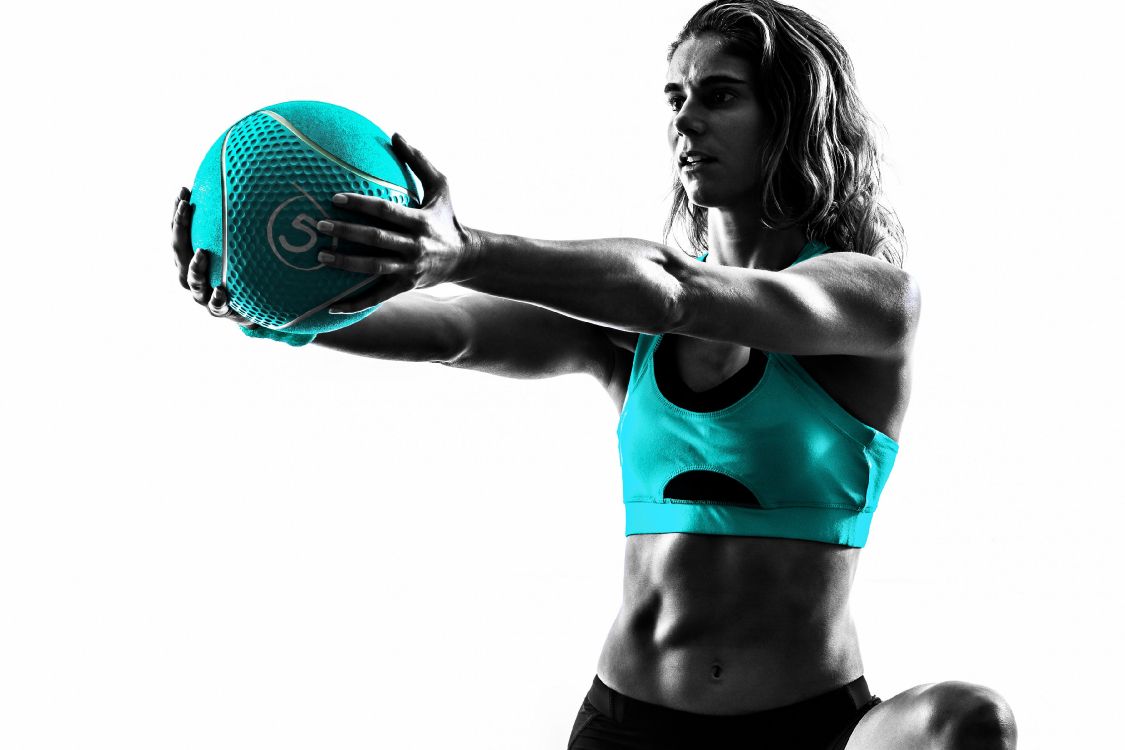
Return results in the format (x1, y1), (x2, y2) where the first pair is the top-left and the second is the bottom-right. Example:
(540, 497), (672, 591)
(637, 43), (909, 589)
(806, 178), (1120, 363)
(171, 186), (257, 329)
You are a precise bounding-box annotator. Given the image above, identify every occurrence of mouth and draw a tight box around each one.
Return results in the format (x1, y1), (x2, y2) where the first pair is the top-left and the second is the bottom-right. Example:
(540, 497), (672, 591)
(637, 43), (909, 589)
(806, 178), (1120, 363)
(679, 151), (717, 170)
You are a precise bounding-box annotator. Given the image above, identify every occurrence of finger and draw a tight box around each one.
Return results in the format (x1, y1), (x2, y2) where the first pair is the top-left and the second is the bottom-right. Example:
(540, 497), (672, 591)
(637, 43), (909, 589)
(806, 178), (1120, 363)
(171, 187), (190, 225)
(172, 200), (195, 288)
(208, 286), (231, 317)
(318, 249), (414, 276)
(329, 274), (415, 315)
(208, 286), (255, 326)
(317, 219), (416, 256)
(331, 192), (424, 229)
(391, 133), (447, 200)
(188, 250), (212, 305)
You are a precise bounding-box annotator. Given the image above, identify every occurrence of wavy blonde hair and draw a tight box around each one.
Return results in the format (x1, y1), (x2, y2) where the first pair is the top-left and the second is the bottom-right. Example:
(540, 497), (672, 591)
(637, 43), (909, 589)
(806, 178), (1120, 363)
(665, 0), (906, 266)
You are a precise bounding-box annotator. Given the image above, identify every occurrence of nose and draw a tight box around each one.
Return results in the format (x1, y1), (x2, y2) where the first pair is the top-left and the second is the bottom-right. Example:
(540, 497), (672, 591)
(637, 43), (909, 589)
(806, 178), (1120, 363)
(671, 96), (706, 138)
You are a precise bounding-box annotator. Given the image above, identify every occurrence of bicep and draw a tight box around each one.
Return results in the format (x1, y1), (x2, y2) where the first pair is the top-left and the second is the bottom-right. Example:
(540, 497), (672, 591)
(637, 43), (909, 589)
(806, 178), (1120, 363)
(673, 252), (920, 358)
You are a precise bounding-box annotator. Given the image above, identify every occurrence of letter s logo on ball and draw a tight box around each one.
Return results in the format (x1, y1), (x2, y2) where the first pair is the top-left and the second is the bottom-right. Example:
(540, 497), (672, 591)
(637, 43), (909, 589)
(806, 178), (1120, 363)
(266, 182), (339, 271)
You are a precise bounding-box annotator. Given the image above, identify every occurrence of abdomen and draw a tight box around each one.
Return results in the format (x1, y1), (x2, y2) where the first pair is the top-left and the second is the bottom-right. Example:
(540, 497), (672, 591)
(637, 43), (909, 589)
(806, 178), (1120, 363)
(596, 533), (864, 714)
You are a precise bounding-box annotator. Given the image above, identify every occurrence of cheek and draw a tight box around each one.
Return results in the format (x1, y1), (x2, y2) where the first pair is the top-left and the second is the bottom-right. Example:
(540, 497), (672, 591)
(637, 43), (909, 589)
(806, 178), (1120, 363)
(734, 136), (767, 183)
(729, 106), (768, 155)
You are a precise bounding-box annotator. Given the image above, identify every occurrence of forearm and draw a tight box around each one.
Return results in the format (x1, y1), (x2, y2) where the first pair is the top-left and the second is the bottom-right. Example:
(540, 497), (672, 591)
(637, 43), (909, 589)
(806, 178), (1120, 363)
(314, 289), (462, 363)
(457, 229), (687, 334)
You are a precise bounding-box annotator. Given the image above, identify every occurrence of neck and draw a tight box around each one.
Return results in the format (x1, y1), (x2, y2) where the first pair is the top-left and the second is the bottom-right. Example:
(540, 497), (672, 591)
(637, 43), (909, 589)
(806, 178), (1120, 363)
(706, 206), (807, 271)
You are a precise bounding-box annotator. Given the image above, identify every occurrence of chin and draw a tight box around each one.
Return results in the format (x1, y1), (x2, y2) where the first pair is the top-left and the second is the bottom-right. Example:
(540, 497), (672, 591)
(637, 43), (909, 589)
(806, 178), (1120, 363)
(682, 180), (756, 211)
(682, 182), (720, 207)
(683, 187), (733, 209)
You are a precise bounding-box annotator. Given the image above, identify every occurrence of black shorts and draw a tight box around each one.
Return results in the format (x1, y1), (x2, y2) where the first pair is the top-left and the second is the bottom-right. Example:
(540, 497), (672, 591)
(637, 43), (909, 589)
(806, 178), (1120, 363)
(567, 675), (881, 750)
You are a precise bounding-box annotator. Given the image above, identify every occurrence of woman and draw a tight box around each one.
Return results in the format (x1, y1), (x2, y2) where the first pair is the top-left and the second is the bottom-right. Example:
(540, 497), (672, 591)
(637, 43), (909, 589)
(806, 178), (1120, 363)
(172, 2), (1017, 747)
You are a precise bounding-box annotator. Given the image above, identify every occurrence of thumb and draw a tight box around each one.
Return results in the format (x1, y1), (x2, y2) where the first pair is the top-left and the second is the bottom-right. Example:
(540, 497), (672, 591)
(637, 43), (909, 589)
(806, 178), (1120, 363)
(208, 286), (232, 317)
(391, 133), (445, 196)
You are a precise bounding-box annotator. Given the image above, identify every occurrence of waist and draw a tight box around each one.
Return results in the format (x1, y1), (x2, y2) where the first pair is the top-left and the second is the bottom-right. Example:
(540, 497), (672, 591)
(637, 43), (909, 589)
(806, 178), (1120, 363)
(597, 620), (863, 713)
(597, 533), (863, 713)
(585, 672), (873, 725)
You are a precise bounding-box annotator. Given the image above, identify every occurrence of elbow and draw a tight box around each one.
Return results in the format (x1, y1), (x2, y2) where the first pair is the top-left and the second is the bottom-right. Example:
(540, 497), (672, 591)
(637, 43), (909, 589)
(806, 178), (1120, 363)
(651, 247), (694, 335)
(657, 282), (687, 335)
(430, 295), (475, 366)
(439, 312), (474, 366)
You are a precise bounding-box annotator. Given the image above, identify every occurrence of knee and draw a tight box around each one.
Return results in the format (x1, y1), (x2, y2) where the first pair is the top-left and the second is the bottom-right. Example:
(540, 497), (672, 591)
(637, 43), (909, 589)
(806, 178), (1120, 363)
(924, 681), (1017, 750)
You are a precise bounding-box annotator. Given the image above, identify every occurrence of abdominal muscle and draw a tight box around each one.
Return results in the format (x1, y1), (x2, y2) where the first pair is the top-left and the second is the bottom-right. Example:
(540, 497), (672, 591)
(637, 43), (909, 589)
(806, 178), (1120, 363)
(596, 532), (864, 715)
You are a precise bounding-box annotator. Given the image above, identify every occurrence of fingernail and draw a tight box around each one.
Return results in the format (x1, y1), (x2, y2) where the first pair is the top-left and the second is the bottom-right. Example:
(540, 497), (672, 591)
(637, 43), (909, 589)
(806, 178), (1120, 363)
(332, 194), (348, 206)
(393, 133), (407, 147)
(318, 252), (335, 264)
(317, 220), (335, 233)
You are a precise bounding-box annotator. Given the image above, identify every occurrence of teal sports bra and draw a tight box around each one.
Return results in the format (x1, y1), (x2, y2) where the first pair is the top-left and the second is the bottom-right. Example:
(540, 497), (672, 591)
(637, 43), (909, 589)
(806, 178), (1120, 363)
(616, 241), (899, 548)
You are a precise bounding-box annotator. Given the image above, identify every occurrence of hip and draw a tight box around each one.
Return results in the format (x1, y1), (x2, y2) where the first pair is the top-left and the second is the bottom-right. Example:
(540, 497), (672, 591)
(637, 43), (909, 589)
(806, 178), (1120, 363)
(568, 673), (881, 750)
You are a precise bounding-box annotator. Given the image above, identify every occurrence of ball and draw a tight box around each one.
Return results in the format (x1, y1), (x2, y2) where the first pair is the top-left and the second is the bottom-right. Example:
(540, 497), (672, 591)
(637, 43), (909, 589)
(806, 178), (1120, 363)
(189, 100), (420, 334)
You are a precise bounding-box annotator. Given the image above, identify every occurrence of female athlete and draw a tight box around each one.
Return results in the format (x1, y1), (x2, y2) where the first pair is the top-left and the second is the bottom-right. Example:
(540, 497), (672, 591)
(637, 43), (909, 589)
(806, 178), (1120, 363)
(171, 2), (1017, 747)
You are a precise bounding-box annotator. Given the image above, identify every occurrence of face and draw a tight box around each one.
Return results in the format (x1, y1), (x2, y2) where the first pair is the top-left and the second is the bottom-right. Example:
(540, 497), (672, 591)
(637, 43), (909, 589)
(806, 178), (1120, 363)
(665, 34), (768, 210)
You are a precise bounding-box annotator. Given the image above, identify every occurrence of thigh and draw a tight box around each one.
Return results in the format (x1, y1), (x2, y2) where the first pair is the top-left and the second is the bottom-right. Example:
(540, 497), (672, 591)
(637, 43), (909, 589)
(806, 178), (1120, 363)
(842, 683), (936, 750)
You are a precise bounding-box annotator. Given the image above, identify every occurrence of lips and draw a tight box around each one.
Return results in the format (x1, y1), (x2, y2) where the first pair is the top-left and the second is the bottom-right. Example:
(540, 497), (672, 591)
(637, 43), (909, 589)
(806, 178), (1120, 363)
(679, 150), (716, 169)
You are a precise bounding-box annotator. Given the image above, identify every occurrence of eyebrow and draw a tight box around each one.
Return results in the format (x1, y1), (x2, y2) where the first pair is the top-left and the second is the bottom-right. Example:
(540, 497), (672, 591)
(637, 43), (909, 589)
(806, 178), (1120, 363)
(664, 75), (749, 93)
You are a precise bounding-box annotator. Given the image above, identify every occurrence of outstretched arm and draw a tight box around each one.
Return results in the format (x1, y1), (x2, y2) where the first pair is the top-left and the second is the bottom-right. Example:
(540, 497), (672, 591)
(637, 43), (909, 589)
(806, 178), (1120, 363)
(318, 135), (920, 359)
(316, 288), (625, 384)
(457, 230), (918, 358)
(319, 287), (635, 411)
(171, 187), (631, 403)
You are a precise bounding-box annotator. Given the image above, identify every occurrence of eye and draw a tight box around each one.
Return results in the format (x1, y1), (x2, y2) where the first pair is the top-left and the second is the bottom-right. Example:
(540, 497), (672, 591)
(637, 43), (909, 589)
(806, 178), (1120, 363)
(667, 90), (736, 113)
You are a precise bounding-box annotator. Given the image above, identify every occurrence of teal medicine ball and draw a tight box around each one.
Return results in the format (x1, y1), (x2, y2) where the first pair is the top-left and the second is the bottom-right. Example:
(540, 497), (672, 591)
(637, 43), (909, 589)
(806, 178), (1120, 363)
(189, 101), (420, 334)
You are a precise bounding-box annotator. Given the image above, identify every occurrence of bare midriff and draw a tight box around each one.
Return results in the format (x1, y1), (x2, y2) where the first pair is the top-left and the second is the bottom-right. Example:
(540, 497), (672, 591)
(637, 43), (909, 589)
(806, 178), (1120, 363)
(596, 532), (863, 715)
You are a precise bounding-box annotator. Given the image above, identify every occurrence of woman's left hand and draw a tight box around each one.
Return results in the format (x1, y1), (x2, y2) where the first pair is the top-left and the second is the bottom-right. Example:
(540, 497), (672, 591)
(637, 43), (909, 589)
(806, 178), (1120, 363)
(316, 134), (478, 314)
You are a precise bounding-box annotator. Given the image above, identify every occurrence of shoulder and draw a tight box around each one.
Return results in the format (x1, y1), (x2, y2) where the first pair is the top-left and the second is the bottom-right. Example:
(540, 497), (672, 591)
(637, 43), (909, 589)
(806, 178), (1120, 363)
(801, 250), (920, 326)
(778, 249), (921, 359)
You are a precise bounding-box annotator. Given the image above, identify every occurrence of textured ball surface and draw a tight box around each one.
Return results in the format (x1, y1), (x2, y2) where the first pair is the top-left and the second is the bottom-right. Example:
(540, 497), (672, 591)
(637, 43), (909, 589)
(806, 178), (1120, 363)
(189, 101), (420, 334)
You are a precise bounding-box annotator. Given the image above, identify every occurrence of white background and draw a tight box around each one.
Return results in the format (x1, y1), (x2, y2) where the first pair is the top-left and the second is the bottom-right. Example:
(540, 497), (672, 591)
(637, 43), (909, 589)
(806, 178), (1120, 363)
(3, 1), (1122, 748)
